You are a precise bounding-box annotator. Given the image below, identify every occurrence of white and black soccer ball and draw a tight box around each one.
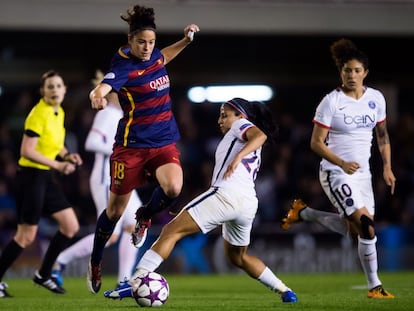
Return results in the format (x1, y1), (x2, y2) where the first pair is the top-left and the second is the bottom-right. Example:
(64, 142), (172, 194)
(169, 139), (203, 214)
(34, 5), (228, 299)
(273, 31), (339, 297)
(130, 270), (169, 307)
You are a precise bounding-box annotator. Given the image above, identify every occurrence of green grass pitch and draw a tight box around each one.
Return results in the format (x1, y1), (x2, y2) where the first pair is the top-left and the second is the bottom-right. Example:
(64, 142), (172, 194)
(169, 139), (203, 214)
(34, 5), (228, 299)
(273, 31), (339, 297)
(0, 271), (413, 310)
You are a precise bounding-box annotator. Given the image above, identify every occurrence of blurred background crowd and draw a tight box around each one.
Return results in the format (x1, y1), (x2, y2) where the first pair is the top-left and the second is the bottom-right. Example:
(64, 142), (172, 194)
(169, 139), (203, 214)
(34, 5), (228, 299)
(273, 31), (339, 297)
(1, 51), (413, 230)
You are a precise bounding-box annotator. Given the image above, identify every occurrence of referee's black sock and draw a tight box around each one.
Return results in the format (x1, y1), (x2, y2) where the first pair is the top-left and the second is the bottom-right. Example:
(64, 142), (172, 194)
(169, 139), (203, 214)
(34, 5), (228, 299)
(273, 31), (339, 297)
(0, 239), (24, 281)
(38, 231), (72, 278)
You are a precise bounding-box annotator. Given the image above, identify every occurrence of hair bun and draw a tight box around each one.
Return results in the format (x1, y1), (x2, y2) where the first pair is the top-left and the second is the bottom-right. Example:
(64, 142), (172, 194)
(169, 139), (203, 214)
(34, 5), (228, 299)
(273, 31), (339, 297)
(121, 5), (156, 33)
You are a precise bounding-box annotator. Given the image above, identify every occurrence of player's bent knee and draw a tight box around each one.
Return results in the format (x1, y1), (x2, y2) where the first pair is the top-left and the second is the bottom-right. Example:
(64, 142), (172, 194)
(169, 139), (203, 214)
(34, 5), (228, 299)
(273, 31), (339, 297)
(228, 256), (243, 268)
(60, 221), (80, 237)
(225, 251), (245, 268)
(164, 185), (182, 199)
(360, 214), (375, 239)
(20, 237), (36, 248)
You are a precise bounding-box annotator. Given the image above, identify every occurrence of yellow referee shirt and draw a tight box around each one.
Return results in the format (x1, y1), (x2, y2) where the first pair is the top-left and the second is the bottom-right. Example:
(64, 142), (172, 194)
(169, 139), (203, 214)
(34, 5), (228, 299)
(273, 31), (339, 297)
(18, 98), (66, 170)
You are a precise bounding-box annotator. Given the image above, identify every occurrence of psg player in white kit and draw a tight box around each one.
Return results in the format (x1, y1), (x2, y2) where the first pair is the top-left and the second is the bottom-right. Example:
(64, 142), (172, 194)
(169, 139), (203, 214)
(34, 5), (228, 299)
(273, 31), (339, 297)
(52, 72), (142, 287)
(281, 39), (395, 299)
(105, 98), (298, 303)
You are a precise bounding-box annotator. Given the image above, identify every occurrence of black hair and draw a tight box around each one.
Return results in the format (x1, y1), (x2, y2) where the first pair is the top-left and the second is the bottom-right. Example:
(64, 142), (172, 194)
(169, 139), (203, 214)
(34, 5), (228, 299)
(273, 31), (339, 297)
(330, 38), (369, 72)
(121, 5), (156, 34)
(226, 97), (278, 144)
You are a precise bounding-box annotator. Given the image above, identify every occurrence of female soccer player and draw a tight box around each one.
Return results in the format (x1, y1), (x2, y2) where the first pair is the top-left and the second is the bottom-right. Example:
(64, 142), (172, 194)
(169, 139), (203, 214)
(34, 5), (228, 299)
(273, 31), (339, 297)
(0, 70), (82, 297)
(281, 38), (395, 299)
(105, 98), (298, 303)
(87, 4), (199, 293)
(52, 71), (142, 287)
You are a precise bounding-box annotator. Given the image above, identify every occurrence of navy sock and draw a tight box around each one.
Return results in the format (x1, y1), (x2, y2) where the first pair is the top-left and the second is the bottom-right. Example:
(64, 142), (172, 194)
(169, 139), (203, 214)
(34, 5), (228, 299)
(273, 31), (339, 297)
(91, 210), (117, 266)
(139, 186), (178, 220)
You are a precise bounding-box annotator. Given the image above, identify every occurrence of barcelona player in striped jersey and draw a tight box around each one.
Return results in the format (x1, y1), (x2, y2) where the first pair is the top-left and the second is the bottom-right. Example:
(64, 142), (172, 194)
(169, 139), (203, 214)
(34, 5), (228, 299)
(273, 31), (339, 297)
(87, 3), (199, 294)
(51, 71), (142, 288)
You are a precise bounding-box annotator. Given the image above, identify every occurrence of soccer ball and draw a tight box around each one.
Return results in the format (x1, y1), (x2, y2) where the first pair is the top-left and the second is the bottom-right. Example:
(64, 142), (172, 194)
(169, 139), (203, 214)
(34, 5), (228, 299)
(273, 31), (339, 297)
(130, 270), (169, 307)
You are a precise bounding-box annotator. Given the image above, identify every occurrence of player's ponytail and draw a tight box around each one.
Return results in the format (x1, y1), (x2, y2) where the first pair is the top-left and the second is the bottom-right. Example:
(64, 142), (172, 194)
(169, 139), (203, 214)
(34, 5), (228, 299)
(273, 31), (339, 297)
(226, 98), (278, 144)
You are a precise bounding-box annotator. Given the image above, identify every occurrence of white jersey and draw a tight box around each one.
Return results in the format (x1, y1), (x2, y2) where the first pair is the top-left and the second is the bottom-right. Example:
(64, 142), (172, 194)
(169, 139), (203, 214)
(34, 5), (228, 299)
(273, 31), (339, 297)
(85, 103), (121, 186)
(313, 87), (386, 175)
(211, 118), (261, 197)
(186, 118), (261, 246)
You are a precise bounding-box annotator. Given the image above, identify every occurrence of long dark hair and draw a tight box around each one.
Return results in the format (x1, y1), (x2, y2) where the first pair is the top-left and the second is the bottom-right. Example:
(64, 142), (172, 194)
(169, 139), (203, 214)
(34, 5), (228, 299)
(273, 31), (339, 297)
(226, 97), (278, 144)
(330, 38), (369, 71)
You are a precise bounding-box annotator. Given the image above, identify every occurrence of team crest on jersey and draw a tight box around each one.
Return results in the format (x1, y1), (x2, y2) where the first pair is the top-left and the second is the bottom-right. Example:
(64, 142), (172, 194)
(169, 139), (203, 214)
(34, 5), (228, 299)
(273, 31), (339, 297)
(345, 198), (354, 207)
(368, 101), (376, 109)
(104, 72), (115, 80)
(239, 123), (251, 131)
(114, 179), (122, 189)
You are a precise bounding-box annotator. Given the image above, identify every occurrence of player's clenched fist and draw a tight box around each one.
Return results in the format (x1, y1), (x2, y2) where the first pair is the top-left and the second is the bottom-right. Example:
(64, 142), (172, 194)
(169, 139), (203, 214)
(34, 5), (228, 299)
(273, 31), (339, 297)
(91, 97), (108, 110)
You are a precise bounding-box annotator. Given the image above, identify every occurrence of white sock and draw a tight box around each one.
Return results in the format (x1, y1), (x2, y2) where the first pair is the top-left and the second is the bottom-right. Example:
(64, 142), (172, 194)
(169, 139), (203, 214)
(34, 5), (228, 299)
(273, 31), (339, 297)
(301, 207), (349, 237)
(117, 231), (138, 283)
(57, 233), (95, 265)
(57, 232), (113, 267)
(257, 266), (290, 293)
(358, 236), (381, 289)
(132, 249), (164, 278)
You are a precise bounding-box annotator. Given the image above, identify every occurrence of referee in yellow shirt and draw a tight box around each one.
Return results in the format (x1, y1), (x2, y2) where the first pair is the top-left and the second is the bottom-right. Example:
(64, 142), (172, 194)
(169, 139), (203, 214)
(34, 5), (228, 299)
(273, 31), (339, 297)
(0, 70), (83, 297)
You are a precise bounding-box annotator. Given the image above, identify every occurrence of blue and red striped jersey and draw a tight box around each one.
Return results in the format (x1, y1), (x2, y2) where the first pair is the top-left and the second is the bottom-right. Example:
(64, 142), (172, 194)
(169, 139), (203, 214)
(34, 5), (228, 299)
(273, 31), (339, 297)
(102, 46), (180, 148)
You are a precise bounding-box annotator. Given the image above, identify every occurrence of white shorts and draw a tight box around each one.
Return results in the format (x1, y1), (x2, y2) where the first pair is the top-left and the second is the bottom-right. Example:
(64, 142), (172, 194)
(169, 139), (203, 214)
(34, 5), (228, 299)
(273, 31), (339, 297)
(319, 169), (375, 217)
(90, 180), (142, 235)
(186, 187), (258, 247)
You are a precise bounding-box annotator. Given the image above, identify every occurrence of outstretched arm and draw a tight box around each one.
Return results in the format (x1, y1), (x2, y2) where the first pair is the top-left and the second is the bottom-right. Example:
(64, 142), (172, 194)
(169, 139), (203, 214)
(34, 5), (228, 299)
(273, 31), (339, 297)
(161, 24), (200, 65)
